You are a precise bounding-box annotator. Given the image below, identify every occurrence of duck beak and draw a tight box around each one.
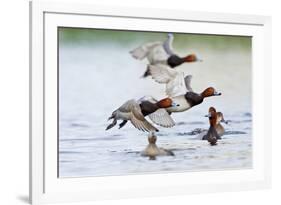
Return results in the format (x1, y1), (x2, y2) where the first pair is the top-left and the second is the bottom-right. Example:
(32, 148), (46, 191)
(221, 118), (228, 124)
(204, 113), (212, 118)
(213, 91), (222, 96)
(223, 119), (230, 124)
(171, 102), (180, 107)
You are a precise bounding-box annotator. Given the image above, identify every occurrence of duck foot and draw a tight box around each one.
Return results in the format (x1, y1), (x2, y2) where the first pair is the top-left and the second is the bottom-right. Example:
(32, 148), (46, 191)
(141, 65), (151, 78)
(141, 133), (174, 159)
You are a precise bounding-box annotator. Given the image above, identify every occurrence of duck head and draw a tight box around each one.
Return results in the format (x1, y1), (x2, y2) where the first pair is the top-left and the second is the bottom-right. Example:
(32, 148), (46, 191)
(201, 87), (221, 98)
(205, 107), (217, 126)
(156, 98), (179, 108)
(148, 133), (157, 144)
(216, 112), (228, 124)
(183, 54), (203, 62)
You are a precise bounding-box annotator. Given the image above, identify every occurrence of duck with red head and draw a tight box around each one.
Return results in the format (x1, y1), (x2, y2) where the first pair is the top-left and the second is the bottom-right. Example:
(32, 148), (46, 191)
(201, 110), (228, 140)
(167, 53), (202, 68)
(184, 54), (200, 63)
(205, 107), (221, 146)
(166, 86), (221, 114)
(130, 33), (202, 78)
(106, 96), (179, 132)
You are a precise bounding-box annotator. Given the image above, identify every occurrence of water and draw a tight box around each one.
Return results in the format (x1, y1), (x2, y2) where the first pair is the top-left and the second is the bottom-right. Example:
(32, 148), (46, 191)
(59, 111), (252, 177)
(58, 29), (252, 177)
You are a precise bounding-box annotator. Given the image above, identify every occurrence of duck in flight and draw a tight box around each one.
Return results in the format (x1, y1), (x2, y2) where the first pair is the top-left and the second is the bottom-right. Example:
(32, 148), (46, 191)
(106, 97), (179, 132)
(141, 76), (221, 130)
(130, 33), (202, 78)
(154, 73), (222, 115)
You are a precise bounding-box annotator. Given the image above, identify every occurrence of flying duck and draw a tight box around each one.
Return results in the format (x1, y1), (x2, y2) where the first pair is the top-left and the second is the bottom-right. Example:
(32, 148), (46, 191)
(130, 33), (201, 77)
(106, 97), (179, 132)
(161, 75), (222, 114)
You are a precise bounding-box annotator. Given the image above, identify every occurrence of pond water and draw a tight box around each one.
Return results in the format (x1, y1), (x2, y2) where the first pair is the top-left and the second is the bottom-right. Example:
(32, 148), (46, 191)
(59, 110), (252, 177)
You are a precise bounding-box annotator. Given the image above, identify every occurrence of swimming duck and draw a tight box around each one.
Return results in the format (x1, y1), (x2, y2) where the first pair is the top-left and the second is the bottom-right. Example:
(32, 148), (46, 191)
(205, 107), (220, 145)
(141, 133), (174, 159)
(215, 112), (228, 136)
(106, 97), (179, 132)
(201, 111), (228, 140)
(130, 33), (201, 77)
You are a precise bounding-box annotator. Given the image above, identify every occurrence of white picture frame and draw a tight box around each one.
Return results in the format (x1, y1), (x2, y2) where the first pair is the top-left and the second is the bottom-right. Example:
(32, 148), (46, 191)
(30, 1), (272, 204)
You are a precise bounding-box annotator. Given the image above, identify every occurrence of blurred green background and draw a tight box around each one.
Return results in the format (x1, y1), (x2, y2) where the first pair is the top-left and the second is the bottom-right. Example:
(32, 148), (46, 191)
(59, 27), (251, 51)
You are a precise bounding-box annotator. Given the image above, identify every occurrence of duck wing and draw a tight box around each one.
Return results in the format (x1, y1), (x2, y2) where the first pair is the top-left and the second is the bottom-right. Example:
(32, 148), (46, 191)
(131, 105), (159, 132)
(148, 64), (178, 83)
(119, 100), (158, 132)
(117, 99), (138, 112)
(142, 44), (170, 64)
(148, 108), (175, 128)
(184, 75), (193, 92)
(163, 33), (175, 56)
(148, 64), (187, 97)
(137, 96), (158, 104)
(166, 72), (188, 97)
(129, 41), (162, 60)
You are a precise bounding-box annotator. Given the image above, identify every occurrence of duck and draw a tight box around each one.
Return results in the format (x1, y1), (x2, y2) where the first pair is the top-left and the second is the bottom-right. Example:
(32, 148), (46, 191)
(141, 133), (174, 160)
(141, 66), (221, 115)
(164, 76), (221, 114)
(200, 111), (228, 140)
(147, 63), (222, 109)
(215, 112), (228, 136)
(130, 33), (201, 78)
(106, 97), (179, 132)
(205, 107), (220, 146)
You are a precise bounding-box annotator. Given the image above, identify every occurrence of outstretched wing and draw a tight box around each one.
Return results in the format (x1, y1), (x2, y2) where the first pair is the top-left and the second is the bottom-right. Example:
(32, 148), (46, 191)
(129, 41), (162, 60)
(148, 64), (178, 83)
(130, 104), (158, 132)
(137, 96), (158, 104)
(184, 75), (193, 92)
(118, 99), (138, 112)
(163, 33), (175, 56)
(166, 71), (188, 97)
(118, 100), (158, 132)
(148, 108), (175, 128)
(148, 64), (188, 97)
